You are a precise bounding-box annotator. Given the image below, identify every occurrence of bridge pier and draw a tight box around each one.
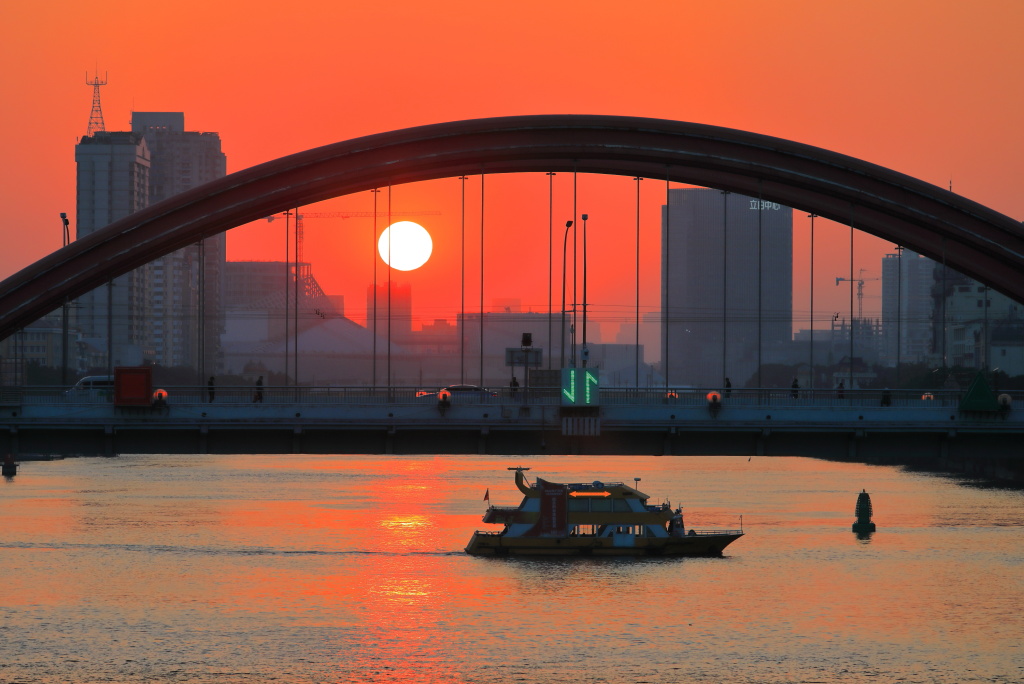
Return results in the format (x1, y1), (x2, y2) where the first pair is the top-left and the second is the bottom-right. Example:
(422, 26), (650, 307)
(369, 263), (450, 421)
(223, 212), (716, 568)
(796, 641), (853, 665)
(292, 427), (302, 454)
(478, 427), (488, 455)
(941, 429), (955, 461)
(104, 425), (114, 457)
(7, 427), (17, 455)
(662, 428), (676, 456)
(847, 430), (864, 460)
(199, 425), (208, 455)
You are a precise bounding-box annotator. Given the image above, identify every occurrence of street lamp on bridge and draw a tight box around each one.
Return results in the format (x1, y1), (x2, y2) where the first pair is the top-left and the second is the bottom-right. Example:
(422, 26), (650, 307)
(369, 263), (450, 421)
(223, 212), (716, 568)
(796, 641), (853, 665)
(560, 220), (573, 368)
(581, 213), (590, 368)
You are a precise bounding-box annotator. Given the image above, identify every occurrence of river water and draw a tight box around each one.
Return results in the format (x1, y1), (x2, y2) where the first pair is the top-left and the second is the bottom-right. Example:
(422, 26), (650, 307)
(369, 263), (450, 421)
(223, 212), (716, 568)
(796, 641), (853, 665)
(1, 453), (1021, 683)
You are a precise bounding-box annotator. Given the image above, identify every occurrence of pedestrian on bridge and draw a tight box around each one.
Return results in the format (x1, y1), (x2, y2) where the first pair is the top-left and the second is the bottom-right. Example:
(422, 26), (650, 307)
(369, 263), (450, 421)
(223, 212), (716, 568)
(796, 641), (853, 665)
(208, 376), (215, 403)
(724, 377), (732, 398)
(254, 376), (264, 403)
(836, 380), (845, 399)
(510, 376), (519, 398)
(791, 378), (800, 399)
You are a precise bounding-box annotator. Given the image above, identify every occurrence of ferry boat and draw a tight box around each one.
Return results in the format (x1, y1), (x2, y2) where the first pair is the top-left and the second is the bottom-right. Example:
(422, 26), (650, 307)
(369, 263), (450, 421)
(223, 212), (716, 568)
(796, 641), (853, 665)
(465, 467), (744, 557)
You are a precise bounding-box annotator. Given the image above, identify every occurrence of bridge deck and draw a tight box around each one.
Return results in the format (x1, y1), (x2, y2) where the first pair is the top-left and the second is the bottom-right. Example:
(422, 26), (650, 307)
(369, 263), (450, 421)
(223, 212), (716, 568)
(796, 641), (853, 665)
(1, 387), (1021, 461)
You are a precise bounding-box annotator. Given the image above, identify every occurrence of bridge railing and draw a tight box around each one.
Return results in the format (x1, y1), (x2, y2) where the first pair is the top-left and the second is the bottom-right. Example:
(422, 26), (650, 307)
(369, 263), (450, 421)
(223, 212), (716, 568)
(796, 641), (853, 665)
(4, 385), (1016, 409)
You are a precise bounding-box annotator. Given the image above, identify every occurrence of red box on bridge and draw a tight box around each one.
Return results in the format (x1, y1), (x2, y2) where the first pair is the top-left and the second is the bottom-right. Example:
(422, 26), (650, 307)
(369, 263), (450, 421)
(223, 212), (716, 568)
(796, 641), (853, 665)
(115, 366), (153, 406)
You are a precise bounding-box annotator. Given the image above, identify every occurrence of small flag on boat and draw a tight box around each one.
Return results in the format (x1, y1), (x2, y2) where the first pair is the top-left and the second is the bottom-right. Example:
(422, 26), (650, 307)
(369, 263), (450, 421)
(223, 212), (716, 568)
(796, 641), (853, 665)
(483, 488), (490, 502)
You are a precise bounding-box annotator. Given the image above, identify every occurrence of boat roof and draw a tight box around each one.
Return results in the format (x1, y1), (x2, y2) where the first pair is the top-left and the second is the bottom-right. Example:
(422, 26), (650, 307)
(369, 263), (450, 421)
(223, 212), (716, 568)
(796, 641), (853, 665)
(513, 469), (649, 499)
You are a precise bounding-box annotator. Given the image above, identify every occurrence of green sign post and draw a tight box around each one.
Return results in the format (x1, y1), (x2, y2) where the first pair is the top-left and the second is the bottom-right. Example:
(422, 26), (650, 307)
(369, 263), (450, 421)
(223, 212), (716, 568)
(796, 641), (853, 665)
(561, 368), (600, 407)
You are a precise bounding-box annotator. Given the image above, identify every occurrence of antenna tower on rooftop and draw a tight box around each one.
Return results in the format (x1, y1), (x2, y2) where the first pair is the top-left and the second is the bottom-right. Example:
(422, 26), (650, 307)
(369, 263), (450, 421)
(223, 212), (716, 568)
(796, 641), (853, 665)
(85, 71), (108, 136)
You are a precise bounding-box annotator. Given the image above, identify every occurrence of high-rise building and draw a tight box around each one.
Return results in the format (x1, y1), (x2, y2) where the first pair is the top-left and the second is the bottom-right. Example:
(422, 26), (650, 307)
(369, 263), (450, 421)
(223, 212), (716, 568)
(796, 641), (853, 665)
(941, 272), (1023, 370)
(74, 107), (227, 374)
(132, 113), (226, 372)
(74, 131), (151, 366)
(661, 189), (792, 387)
(367, 282), (413, 344)
(881, 249), (936, 365)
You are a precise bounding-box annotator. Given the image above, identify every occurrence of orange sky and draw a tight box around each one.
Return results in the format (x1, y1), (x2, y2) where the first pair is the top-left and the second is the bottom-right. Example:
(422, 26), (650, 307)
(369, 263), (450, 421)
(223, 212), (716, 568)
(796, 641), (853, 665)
(2, 1), (1021, 343)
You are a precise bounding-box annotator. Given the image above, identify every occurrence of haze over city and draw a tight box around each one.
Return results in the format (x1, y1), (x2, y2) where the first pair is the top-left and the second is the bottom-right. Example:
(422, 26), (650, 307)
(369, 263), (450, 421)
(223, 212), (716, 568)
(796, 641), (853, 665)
(1, 2), (1021, 366)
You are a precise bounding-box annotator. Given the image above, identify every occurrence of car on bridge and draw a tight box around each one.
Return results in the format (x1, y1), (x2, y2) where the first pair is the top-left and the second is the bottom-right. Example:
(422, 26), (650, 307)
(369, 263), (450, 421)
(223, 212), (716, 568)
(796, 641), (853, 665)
(65, 375), (115, 402)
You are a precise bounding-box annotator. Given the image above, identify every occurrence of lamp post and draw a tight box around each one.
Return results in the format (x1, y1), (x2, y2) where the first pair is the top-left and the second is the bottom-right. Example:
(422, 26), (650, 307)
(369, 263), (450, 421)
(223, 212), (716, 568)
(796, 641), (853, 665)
(547, 172), (555, 370)
(59, 213), (70, 386)
(581, 213), (589, 367)
(371, 189), (380, 389)
(634, 177), (642, 388)
(896, 244), (902, 386)
(809, 213), (817, 390)
(560, 220), (573, 368)
(459, 176), (468, 383)
(721, 192), (730, 387)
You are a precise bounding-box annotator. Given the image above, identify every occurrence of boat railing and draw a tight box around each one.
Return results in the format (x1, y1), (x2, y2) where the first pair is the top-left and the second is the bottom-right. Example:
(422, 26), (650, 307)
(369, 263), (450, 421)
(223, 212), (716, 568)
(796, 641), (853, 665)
(689, 528), (744, 536)
(543, 481), (626, 491)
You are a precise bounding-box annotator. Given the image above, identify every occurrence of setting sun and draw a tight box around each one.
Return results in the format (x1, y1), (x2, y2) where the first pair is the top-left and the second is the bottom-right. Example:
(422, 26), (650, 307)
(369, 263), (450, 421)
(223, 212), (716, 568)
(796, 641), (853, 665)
(378, 221), (432, 271)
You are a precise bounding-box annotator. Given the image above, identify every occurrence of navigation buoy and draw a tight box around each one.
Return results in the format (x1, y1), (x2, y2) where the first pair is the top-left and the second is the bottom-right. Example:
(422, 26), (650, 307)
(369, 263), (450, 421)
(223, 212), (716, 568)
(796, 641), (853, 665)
(852, 489), (876, 533)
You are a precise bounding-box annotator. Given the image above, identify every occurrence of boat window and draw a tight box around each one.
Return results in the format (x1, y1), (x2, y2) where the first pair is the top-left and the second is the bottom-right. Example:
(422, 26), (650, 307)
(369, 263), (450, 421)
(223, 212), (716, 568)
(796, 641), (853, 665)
(613, 499), (632, 512)
(568, 499), (589, 512)
(590, 498), (613, 512)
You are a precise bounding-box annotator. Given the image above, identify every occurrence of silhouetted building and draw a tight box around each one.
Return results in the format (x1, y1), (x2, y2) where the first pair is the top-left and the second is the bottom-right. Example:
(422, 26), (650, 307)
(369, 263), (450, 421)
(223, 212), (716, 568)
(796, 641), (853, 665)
(662, 189), (792, 387)
(367, 282), (413, 344)
(223, 260), (339, 347)
(132, 112), (226, 372)
(74, 111), (227, 373)
(74, 131), (151, 366)
(942, 275), (1023, 370)
(881, 249), (935, 365)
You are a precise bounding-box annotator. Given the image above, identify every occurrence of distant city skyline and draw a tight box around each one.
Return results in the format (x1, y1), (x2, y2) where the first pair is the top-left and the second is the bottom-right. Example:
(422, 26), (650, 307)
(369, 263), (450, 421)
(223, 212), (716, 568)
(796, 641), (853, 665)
(1, 4), (1020, 352)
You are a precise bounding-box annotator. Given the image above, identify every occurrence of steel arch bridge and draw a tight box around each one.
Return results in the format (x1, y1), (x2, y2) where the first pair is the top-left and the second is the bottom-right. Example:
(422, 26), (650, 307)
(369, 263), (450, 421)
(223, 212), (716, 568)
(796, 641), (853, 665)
(1, 114), (1022, 338)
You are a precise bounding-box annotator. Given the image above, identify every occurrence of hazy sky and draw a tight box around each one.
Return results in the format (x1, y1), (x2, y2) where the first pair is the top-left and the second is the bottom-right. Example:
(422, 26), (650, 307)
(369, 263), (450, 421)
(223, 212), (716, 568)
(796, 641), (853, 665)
(1, 0), (1020, 338)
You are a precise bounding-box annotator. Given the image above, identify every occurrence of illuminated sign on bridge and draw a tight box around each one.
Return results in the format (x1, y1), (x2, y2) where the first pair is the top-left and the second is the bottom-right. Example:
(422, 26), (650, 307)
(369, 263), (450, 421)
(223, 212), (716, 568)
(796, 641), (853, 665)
(561, 368), (600, 407)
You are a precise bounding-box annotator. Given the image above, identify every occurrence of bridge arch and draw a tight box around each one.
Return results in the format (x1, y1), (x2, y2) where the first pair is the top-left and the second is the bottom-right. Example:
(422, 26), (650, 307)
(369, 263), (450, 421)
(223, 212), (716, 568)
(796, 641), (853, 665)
(1, 114), (1022, 337)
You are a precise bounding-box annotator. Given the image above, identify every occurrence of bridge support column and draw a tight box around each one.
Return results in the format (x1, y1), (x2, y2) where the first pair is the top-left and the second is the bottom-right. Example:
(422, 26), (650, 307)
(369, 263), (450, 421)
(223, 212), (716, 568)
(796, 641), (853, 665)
(848, 429), (865, 460)
(386, 428), (395, 455)
(662, 427), (677, 456)
(292, 427), (303, 454)
(199, 426), (208, 455)
(478, 427), (489, 455)
(104, 425), (114, 457)
(8, 427), (17, 456)
(941, 429), (956, 463)
(757, 428), (770, 456)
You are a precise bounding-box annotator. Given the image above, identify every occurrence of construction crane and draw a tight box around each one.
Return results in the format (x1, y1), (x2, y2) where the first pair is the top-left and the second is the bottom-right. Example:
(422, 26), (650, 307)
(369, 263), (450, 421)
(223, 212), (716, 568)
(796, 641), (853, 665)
(835, 269), (880, 319)
(265, 210), (441, 267)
